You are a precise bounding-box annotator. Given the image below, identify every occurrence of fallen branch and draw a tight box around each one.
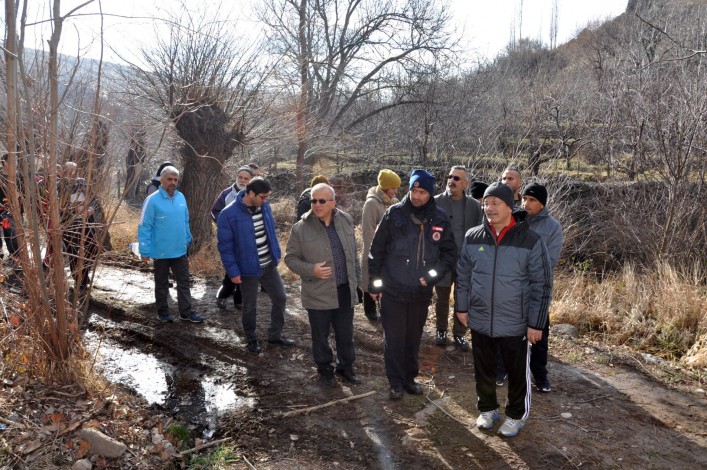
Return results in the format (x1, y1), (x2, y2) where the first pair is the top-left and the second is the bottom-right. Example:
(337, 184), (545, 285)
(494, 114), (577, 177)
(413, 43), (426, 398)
(425, 396), (468, 428)
(281, 391), (376, 418)
(180, 437), (232, 456)
(243, 454), (257, 469)
(0, 416), (27, 429)
(575, 394), (612, 404)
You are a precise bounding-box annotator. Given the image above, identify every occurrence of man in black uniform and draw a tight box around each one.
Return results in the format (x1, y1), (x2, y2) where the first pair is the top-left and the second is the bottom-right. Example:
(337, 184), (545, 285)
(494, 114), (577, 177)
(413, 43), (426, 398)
(368, 169), (457, 400)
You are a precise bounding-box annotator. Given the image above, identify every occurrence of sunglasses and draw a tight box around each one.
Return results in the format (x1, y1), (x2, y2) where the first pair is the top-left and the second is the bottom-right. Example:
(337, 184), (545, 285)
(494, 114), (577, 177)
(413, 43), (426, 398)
(446, 175), (462, 181)
(311, 198), (333, 205)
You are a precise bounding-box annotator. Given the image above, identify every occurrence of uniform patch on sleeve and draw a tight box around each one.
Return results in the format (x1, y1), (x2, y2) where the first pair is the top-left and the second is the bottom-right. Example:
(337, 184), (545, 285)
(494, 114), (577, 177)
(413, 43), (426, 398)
(432, 226), (444, 232)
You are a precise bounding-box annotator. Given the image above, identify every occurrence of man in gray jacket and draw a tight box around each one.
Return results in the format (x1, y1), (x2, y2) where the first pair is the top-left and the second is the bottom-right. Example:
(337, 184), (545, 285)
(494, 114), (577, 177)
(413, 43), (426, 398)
(433, 166), (482, 351)
(456, 182), (553, 437)
(522, 183), (563, 392)
(285, 183), (362, 387)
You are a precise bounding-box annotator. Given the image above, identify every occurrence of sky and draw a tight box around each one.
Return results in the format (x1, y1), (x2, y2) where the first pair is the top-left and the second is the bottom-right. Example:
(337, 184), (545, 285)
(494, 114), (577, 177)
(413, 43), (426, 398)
(15, 0), (629, 66)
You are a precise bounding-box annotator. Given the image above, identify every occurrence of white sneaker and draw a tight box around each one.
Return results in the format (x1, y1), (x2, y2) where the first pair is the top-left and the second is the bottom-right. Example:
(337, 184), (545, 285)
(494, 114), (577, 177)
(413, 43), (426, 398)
(475, 409), (500, 429)
(498, 417), (525, 437)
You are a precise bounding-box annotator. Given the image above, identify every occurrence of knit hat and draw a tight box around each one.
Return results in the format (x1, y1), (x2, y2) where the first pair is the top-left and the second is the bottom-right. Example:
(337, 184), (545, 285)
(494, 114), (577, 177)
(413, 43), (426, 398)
(377, 169), (401, 190)
(469, 181), (489, 200)
(237, 166), (254, 177)
(483, 182), (515, 209)
(522, 182), (548, 207)
(408, 169), (435, 195)
(310, 175), (329, 187)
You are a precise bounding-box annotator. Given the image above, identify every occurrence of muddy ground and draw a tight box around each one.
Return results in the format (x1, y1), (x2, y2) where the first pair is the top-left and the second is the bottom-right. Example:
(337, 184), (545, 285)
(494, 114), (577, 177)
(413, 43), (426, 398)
(85, 256), (707, 469)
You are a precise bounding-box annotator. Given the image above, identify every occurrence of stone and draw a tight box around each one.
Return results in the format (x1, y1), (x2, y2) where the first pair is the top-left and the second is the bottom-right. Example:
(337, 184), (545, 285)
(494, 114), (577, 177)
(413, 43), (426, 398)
(71, 459), (92, 470)
(79, 428), (127, 458)
(552, 324), (579, 338)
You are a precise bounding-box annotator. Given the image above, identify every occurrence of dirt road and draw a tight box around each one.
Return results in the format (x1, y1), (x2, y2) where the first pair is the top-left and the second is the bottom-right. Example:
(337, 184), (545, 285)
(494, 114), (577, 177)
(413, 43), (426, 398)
(88, 261), (707, 469)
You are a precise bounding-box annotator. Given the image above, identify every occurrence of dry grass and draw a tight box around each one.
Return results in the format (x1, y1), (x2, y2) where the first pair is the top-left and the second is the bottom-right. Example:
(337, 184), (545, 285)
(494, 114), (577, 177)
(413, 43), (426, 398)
(108, 202), (142, 252)
(552, 262), (707, 365)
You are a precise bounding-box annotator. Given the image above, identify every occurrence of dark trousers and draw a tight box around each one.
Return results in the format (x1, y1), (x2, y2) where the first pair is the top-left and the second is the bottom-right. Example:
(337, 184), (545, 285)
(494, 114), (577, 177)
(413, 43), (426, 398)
(64, 218), (98, 289)
(380, 294), (430, 387)
(0, 214), (19, 257)
(363, 291), (377, 316)
(216, 273), (242, 305)
(471, 329), (531, 420)
(154, 255), (192, 317)
(240, 264), (286, 342)
(530, 321), (550, 382)
(434, 271), (467, 337)
(306, 284), (355, 374)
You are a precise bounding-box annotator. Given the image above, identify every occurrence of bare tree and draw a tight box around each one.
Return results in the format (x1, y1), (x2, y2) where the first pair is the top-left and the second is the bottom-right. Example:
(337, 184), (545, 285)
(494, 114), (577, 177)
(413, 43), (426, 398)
(130, 3), (269, 250)
(257, 0), (457, 190)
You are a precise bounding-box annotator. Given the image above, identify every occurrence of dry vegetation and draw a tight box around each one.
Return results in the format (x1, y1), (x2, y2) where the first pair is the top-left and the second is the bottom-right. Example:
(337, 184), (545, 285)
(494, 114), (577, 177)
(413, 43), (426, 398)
(552, 263), (706, 364)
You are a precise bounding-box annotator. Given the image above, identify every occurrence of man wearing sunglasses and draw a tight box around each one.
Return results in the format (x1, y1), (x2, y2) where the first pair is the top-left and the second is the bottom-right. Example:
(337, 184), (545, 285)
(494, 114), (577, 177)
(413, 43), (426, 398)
(285, 183), (362, 387)
(433, 166), (483, 351)
(217, 177), (294, 355)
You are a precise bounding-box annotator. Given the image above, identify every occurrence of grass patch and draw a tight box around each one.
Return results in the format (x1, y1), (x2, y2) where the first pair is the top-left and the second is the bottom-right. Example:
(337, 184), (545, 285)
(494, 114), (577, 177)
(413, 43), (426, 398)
(552, 262), (707, 365)
(187, 443), (240, 469)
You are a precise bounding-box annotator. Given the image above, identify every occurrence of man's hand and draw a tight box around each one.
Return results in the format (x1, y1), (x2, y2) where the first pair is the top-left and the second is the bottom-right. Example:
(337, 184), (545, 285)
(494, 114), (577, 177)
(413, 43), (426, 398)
(456, 312), (469, 328)
(313, 261), (332, 279)
(369, 292), (382, 301)
(527, 327), (543, 344)
(419, 277), (427, 287)
(141, 256), (151, 263)
(231, 275), (242, 284)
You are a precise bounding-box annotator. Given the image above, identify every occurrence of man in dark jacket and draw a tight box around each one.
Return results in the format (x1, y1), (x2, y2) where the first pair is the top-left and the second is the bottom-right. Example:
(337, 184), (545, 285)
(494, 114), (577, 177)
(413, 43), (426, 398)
(456, 182), (553, 437)
(522, 182), (563, 392)
(217, 178), (294, 354)
(433, 165), (482, 351)
(211, 166), (254, 310)
(368, 169), (457, 400)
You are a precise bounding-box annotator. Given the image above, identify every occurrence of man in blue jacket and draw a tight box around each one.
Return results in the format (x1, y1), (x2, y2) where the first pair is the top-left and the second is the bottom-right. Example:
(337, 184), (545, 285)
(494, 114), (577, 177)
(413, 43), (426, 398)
(368, 169), (457, 400)
(456, 182), (553, 437)
(522, 182), (564, 392)
(217, 178), (294, 354)
(138, 166), (203, 324)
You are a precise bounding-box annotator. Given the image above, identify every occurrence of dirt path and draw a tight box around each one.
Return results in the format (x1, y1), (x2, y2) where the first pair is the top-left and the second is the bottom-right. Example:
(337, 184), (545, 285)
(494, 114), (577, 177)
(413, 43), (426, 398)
(88, 261), (707, 469)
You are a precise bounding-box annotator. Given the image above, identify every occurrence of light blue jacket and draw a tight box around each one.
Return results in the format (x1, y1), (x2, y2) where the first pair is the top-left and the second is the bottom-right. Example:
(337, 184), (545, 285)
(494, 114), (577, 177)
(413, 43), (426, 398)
(138, 187), (191, 259)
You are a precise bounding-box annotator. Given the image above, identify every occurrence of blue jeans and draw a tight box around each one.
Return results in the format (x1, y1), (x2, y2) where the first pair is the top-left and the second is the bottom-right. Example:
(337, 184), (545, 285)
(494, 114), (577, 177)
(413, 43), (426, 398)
(240, 264), (287, 342)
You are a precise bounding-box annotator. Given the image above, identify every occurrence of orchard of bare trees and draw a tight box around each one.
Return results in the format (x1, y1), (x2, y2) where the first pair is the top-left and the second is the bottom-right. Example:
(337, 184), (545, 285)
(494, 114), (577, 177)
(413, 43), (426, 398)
(1, 0), (705, 379)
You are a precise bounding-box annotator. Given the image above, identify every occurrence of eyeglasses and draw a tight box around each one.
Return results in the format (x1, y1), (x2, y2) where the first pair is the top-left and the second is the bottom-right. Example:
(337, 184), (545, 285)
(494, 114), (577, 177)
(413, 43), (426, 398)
(446, 175), (462, 181)
(311, 198), (333, 205)
(257, 193), (271, 201)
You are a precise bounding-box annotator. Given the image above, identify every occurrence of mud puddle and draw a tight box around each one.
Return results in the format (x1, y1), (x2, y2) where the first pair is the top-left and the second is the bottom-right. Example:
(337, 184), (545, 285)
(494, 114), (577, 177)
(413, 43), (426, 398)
(84, 320), (254, 439)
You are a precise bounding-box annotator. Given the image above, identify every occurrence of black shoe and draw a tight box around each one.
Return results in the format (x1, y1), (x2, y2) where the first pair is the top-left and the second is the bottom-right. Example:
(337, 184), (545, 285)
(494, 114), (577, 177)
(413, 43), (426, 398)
(435, 330), (448, 346)
(158, 312), (174, 323)
(536, 378), (551, 393)
(336, 369), (361, 384)
(403, 382), (423, 395)
(268, 336), (295, 347)
(319, 372), (336, 387)
(389, 385), (404, 400)
(246, 339), (262, 354)
(496, 373), (507, 387)
(364, 310), (380, 321)
(216, 297), (227, 310)
(453, 335), (470, 352)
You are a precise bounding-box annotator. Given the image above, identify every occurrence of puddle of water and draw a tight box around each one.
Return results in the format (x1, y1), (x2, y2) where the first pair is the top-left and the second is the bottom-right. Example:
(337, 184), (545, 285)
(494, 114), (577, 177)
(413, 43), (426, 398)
(84, 330), (253, 438)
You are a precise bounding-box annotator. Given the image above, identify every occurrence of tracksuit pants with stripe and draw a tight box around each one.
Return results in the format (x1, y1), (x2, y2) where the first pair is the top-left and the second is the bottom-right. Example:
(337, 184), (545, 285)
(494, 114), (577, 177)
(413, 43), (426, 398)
(471, 329), (531, 420)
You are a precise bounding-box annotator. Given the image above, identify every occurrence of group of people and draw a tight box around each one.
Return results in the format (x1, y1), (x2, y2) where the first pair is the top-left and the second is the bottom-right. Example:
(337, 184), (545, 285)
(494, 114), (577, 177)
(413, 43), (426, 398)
(136, 161), (563, 438)
(0, 154), (100, 295)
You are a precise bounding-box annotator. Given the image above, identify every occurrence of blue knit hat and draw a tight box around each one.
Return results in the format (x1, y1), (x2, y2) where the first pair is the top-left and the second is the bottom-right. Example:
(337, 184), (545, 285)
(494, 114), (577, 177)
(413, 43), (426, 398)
(409, 169), (435, 195)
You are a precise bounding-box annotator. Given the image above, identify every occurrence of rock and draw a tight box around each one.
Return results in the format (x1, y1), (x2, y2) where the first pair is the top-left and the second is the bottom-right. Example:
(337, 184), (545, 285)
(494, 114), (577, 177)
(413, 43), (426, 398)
(561, 412), (573, 419)
(79, 428), (127, 458)
(640, 353), (663, 364)
(552, 324), (579, 338)
(71, 459), (92, 470)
